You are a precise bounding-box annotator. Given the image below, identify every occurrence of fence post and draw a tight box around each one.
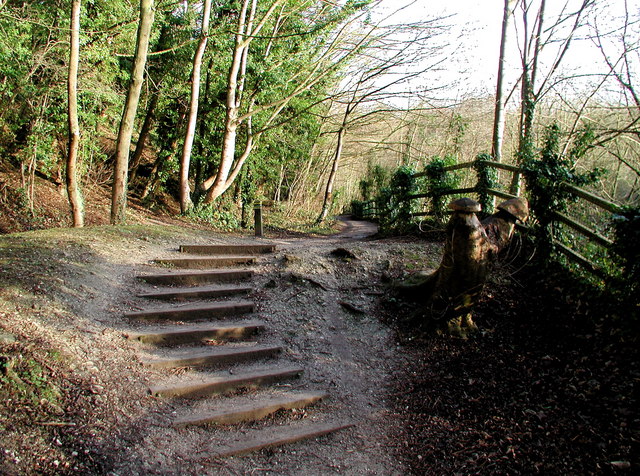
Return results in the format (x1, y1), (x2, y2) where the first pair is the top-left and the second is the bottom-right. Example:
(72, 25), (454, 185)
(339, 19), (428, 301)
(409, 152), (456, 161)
(254, 202), (263, 237)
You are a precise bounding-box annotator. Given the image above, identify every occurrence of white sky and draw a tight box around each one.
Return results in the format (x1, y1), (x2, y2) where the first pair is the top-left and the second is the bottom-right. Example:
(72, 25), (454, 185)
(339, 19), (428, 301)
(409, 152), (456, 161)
(377, 0), (640, 104)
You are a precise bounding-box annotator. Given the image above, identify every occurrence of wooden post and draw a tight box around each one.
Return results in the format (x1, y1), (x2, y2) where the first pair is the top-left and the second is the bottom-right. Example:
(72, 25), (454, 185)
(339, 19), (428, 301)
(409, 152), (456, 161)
(254, 202), (263, 237)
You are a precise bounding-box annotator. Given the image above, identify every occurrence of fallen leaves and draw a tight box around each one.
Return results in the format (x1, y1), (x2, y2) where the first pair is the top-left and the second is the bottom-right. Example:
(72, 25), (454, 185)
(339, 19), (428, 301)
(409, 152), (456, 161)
(385, 269), (638, 474)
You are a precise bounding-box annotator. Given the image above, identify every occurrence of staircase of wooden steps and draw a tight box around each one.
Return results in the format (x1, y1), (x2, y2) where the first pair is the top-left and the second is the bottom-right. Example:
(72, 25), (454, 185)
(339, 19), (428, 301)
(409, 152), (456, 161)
(153, 256), (257, 268)
(122, 241), (351, 461)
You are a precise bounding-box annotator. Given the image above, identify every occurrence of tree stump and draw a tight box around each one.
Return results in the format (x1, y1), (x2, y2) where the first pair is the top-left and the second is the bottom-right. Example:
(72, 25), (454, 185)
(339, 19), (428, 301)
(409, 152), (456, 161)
(397, 197), (528, 338)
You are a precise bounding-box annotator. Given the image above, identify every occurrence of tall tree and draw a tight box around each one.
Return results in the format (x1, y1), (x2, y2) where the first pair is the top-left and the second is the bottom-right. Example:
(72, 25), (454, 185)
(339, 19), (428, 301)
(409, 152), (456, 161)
(67, 0), (84, 227)
(196, 0), (379, 205)
(492, 0), (517, 163)
(200, 0), (286, 203)
(179, 0), (212, 213)
(111, 0), (155, 224)
(316, 7), (447, 222)
(510, 0), (593, 194)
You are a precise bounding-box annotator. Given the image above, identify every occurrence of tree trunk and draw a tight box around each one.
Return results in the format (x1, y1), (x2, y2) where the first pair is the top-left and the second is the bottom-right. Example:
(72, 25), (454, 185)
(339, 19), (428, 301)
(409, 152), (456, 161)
(179, 0), (212, 213)
(130, 23), (171, 186)
(129, 91), (158, 185)
(492, 0), (516, 163)
(140, 135), (180, 200)
(200, 0), (293, 203)
(317, 125), (346, 223)
(397, 197), (528, 338)
(140, 153), (166, 200)
(111, 0), (155, 224)
(317, 101), (351, 224)
(193, 58), (215, 195)
(66, 0), (84, 227)
(511, 0), (546, 195)
(199, 0), (254, 203)
(274, 163), (285, 202)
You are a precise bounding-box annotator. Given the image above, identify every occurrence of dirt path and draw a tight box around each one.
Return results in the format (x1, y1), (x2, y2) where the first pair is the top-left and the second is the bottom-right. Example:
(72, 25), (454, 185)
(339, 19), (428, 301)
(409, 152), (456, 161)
(0, 214), (446, 475)
(1, 217), (442, 475)
(4, 216), (636, 474)
(109, 216), (422, 475)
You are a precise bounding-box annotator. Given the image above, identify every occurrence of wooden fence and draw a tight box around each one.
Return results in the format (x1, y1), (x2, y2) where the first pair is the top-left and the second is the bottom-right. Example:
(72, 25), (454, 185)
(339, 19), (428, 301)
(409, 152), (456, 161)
(353, 159), (621, 277)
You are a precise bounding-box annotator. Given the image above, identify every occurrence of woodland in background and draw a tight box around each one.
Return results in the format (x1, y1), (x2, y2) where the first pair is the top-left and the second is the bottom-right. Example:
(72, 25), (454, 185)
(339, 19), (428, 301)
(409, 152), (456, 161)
(1, 2), (638, 472)
(0, 0), (639, 229)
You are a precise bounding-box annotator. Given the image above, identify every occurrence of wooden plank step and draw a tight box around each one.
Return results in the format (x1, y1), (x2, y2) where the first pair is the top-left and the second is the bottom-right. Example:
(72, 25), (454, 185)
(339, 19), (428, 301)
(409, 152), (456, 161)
(124, 300), (254, 321)
(209, 420), (355, 458)
(137, 269), (253, 286)
(180, 244), (276, 255)
(150, 366), (304, 398)
(137, 284), (252, 301)
(172, 391), (328, 427)
(124, 320), (265, 345)
(142, 344), (282, 369)
(153, 256), (256, 269)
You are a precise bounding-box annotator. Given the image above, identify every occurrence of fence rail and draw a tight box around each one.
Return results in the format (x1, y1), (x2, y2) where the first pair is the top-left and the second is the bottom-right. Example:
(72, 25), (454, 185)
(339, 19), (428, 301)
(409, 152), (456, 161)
(353, 159), (623, 277)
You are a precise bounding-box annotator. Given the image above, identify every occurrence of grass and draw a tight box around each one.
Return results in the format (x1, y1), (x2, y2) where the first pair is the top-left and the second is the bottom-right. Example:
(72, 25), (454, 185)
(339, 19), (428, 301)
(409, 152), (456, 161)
(0, 352), (62, 407)
(264, 207), (339, 236)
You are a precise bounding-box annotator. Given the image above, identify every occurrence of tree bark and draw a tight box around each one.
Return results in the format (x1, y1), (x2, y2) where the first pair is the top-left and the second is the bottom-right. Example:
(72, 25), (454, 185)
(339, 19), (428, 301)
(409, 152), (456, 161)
(397, 198), (528, 338)
(200, 0), (257, 203)
(179, 0), (212, 213)
(317, 123), (347, 223)
(129, 91), (158, 185)
(492, 0), (516, 163)
(511, 0), (546, 195)
(111, 0), (155, 225)
(66, 0), (84, 227)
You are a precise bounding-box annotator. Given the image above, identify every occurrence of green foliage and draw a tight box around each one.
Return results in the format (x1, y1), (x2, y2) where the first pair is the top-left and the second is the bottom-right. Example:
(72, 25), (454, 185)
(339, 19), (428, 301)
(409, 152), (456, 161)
(351, 199), (366, 219)
(0, 355), (62, 407)
(185, 201), (240, 231)
(448, 113), (468, 155)
(522, 123), (605, 257)
(376, 165), (419, 235)
(473, 153), (500, 215)
(424, 155), (460, 222)
(358, 163), (390, 200)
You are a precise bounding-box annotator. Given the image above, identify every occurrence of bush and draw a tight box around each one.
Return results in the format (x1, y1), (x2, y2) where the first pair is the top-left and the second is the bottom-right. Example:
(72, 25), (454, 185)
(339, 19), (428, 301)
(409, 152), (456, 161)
(522, 123), (604, 257)
(424, 155), (460, 223)
(376, 165), (419, 235)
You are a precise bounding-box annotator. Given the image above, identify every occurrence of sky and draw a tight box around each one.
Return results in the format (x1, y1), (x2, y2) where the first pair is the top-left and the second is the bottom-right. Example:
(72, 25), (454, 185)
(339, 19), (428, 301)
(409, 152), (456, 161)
(375, 0), (640, 104)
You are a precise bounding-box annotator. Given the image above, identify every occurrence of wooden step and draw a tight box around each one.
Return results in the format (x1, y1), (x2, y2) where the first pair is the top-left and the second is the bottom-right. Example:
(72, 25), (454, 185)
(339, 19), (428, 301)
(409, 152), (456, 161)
(125, 300), (254, 321)
(153, 256), (256, 269)
(124, 320), (265, 345)
(142, 344), (282, 369)
(137, 284), (252, 301)
(209, 420), (355, 458)
(172, 391), (328, 427)
(180, 244), (276, 255)
(137, 269), (253, 286)
(150, 365), (304, 398)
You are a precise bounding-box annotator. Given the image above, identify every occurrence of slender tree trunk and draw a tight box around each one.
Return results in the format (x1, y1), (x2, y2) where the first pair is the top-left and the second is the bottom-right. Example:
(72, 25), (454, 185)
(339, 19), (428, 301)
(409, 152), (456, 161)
(274, 163), (285, 202)
(200, 0), (287, 203)
(193, 58), (215, 194)
(129, 91), (158, 185)
(111, 0), (155, 224)
(66, 0), (83, 227)
(492, 0), (516, 163)
(511, 0), (546, 195)
(179, 0), (212, 213)
(201, 0), (255, 201)
(130, 23), (170, 185)
(141, 154), (165, 200)
(317, 121), (347, 223)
